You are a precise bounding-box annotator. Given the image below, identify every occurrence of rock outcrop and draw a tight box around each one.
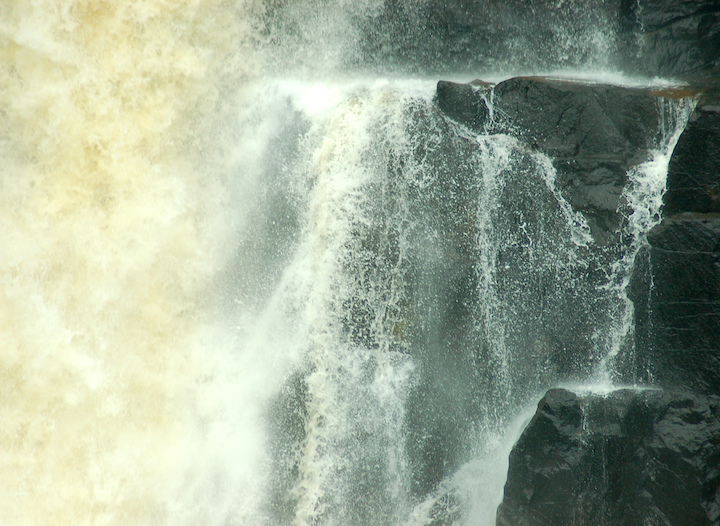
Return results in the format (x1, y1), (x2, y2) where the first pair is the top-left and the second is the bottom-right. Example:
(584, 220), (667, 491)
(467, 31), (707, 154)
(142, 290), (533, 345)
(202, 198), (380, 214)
(491, 77), (720, 526)
(630, 96), (720, 394)
(496, 388), (720, 526)
(435, 76), (680, 244)
(415, 5), (720, 523)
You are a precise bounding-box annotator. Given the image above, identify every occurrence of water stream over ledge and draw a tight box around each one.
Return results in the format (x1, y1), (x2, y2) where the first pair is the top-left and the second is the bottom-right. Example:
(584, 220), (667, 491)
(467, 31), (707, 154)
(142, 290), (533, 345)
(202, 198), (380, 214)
(0, 2), (707, 525)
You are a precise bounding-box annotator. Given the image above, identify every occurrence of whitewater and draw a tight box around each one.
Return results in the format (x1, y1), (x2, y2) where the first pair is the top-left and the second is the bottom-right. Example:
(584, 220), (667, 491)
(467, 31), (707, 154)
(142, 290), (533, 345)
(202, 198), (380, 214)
(0, 2), (692, 525)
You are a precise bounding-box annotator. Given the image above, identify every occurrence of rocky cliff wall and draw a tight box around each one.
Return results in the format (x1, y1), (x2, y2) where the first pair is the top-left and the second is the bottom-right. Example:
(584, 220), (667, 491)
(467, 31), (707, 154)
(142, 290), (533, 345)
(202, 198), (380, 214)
(489, 57), (720, 526)
(430, 4), (720, 520)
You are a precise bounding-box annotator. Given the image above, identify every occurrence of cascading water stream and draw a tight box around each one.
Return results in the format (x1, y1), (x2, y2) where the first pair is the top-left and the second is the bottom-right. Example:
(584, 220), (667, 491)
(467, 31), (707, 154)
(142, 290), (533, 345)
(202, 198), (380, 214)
(0, 2), (699, 525)
(248, 78), (694, 525)
(595, 97), (695, 384)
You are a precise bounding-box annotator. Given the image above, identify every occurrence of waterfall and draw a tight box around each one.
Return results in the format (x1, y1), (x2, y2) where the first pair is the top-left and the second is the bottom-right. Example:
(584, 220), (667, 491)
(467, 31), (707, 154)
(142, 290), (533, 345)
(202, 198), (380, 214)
(247, 78), (691, 525)
(0, 2), (268, 524)
(0, 2), (696, 525)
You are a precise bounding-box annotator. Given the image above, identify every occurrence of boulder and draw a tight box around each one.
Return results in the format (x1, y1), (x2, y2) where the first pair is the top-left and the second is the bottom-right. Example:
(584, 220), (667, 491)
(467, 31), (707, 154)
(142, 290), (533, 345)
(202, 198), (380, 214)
(434, 76), (671, 244)
(497, 388), (720, 526)
(490, 77), (662, 162)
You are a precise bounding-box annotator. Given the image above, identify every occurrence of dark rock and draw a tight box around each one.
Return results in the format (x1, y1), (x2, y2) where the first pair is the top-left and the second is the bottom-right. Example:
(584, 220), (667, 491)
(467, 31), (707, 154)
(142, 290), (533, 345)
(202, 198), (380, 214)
(497, 388), (720, 526)
(434, 76), (671, 244)
(435, 80), (490, 133)
(624, 0), (720, 78)
(632, 214), (720, 394)
(491, 77), (661, 162)
(628, 82), (720, 392)
(353, 0), (719, 78)
(665, 102), (720, 215)
(355, 0), (634, 75)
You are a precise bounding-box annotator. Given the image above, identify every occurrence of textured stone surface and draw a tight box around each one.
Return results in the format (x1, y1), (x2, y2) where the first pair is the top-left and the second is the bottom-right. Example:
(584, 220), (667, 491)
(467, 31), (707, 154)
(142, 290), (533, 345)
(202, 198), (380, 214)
(349, 0), (720, 78)
(435, 80), (491, 132)
(491, 77), (662, 161)
(665, 103), (720, 215)
(624, 0), (720, 78)
(632, 214), (720, 394)
(497, 388), (720, 526)
(629, 84), (720, 394)
(434, 76), (671, 244)
(356, 0), (631, 74)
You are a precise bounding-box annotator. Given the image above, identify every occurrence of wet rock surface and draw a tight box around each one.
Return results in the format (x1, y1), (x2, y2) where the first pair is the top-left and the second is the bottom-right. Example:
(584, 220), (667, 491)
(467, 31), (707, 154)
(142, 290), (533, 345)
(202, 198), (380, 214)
(434, 76), (670, 244)
(625, 0), (720, 78)
(665, 103), (720, 215)
(436, 76), (720, 396)
(629, 87), (720, 395)
(435, 80), (490, 132)
(632, 212), (720, 394)
(429, 3), (720, 522)
(352, 0), (719, 79)
(497, 388), (720, 526)
(494, 85), (720, 520)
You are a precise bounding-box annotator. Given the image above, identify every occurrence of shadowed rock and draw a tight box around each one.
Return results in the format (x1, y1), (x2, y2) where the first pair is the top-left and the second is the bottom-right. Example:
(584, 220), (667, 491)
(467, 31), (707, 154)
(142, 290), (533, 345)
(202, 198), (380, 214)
(497, 388), (720, 526)
(435, 80), (490, 132)
(665, 102), (720, 215)
(434, 76), (673, 244)
(625, 0), (720, 78)
(632, 214), (720, 394)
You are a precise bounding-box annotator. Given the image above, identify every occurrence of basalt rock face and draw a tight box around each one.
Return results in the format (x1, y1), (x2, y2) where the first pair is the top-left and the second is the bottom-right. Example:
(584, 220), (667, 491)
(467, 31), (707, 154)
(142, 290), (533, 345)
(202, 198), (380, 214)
(491, 77), (665, 244)
(497, 388), (720, 526)
(632, 216), (720, 394)
(435, 76), (670, 244)
(630, 97), (720, 395)
(664, 103), (720, 216)
(451, 77), (720, 526)
(488, 88), (720, 523)
(493, 91), (720, 521)
(624, 0), (720, 78)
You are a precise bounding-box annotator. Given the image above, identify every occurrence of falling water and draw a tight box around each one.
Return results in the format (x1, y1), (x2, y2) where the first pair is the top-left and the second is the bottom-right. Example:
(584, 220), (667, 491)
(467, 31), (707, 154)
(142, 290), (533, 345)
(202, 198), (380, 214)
(0, 2), (695, 525)
(0, 2), (267, 524)
(595, 97), (696, 384)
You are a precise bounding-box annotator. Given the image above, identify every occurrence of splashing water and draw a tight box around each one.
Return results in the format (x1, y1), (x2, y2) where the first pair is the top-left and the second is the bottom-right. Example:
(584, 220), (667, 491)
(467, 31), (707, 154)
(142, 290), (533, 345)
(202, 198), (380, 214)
(595, 97), (695, 384)
(0, 2), (697, 525)
(0, 1), (268, 524)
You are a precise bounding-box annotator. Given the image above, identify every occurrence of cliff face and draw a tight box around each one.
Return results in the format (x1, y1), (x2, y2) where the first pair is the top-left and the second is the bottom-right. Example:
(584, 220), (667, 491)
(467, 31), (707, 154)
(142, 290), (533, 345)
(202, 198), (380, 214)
(431, 3), (720, 523)
(496, 389), (720, 526)
(506, 100), (719, 524)
(434, 76), (719, 524)
(353, 0), (720, 79)
(630, 91), (720, 399)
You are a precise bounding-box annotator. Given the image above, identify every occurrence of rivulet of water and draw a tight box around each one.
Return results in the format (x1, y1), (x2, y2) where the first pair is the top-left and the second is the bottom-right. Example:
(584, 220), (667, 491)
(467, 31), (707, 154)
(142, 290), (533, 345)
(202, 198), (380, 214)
(595, 97), (695, 384)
